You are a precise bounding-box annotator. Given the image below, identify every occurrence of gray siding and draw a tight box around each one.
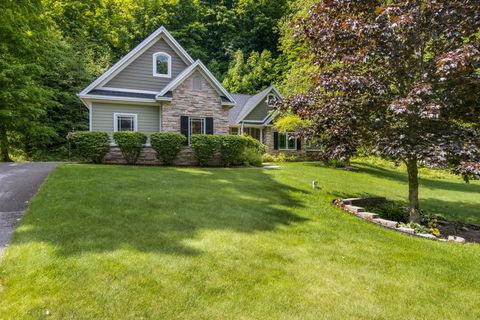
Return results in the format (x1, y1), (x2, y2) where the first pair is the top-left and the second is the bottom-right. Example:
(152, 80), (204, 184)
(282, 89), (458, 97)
(91, 102), (160, 140)
(103, 37), (189, 92)
(244, 100), (271, 121)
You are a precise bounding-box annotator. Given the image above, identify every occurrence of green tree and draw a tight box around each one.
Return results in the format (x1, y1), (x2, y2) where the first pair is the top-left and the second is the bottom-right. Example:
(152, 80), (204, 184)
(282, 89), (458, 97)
(0, 0), (56, 161)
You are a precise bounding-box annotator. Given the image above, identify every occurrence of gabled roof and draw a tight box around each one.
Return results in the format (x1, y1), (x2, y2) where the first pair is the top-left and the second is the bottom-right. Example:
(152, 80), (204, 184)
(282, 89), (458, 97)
(157, 60), (236, 105)
(228, 86), (283, 124)
(79, 26), (194, 96)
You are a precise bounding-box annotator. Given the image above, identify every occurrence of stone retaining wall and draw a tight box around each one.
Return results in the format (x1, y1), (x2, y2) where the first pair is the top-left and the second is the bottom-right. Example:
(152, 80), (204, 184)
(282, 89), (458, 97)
(103, 146), (221, 166)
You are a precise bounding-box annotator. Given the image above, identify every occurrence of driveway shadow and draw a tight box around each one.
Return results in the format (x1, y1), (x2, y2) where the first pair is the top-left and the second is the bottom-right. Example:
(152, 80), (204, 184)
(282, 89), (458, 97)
(10, 165), (307, 256)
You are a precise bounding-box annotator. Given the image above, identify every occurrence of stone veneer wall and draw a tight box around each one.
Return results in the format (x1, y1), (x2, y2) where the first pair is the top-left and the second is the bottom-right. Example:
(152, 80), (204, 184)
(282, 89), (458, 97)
(162, 71), (230, 134)
(103, 146), (221, 166)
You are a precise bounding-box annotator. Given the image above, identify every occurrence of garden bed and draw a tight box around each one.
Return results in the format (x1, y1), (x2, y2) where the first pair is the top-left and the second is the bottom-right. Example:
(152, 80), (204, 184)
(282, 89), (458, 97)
(334, 197), (480, 243)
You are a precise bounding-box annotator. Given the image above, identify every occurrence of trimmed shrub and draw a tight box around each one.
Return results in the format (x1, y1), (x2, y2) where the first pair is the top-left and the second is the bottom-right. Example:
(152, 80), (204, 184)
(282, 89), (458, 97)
(70, 131), (110, 163)
(150, 132), (186, 165)
(190, 134), (220, 166)
(113, 131), (147, 165)
(242, 135), (265, 166)
(219, 135), (248, 166)
(241, 147), (263, 166)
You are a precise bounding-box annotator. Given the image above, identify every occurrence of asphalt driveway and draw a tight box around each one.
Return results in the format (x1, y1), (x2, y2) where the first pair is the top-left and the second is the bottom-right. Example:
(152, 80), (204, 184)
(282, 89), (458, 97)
(0, 162), (57, 259)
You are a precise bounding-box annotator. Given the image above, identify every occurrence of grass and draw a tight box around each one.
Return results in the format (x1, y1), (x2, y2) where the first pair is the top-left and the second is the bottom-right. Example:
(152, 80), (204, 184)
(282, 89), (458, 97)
(0, 159), (479, 319)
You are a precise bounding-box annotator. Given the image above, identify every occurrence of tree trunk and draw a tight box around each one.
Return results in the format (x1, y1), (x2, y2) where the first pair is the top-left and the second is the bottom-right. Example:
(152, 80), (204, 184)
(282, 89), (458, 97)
(0, 127), (12, 162)
(406, 158), (420, 222)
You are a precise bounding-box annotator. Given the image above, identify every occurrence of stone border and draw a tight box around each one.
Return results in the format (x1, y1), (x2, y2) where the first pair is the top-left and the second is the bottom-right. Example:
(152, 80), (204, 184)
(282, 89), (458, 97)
(333, 197), (467, 243)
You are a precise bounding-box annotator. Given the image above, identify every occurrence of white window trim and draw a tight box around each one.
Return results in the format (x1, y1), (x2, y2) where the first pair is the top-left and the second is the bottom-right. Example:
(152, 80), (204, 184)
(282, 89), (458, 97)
(188, 117), (206, 145)
(278, 132), (297, 151)
(113, 113), (138, 132)
(152, 52), (172, 78)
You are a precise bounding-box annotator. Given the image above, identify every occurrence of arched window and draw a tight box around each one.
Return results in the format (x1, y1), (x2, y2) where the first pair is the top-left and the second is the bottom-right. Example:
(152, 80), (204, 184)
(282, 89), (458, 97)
(192, 75), (202, 90)
(153, 52), (171, 78)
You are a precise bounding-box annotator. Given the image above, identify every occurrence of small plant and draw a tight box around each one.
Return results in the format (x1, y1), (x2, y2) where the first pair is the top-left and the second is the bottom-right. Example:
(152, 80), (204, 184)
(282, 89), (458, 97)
(113, 131), (147, 165)
(190, 134), (220, 166)
(70, 131), (110, 163)
(426, 216), (441, 237)
(150, 132), (186, 165)
(262, 152), (297, 163)
(399, 222), (428, 234)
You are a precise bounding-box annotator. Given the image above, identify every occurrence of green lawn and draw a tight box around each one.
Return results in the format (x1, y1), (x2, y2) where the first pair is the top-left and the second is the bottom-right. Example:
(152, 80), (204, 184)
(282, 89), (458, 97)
(0, 160), (479, 319)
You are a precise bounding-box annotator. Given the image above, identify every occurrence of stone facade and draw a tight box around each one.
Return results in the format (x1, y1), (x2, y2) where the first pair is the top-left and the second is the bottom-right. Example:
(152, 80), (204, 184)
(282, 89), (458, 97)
(162, 71), (230, 134)
(103, 146), (221, 166)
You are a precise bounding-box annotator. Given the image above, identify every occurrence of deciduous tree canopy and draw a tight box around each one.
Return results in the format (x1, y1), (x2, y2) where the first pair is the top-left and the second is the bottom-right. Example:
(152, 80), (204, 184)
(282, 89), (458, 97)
(281, 0), (480, 222)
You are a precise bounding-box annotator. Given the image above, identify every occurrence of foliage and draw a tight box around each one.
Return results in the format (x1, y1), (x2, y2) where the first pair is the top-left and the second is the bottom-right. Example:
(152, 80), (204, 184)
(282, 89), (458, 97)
(219, 135), (248, 166)
(274, 114), (312, 133)
(262, 152), (298, 163)
(222, 49), (281, 94)
(281, 0), (480, 222)
(112, 131), (147, 165)
(70, 131), (110, 163)
(190, 134), (220, 166)
(399, 222), (428, 234)
(150, 132), (186, 165)
(367, 202), (409, 223)
(240, 147), (263, 167)
(452, 161), (480, 184)
(426, 216), (441, 237)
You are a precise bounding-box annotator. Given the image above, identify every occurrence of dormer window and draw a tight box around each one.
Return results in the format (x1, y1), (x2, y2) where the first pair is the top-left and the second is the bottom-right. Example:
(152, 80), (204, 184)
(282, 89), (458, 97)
(153, 52), (171, 78)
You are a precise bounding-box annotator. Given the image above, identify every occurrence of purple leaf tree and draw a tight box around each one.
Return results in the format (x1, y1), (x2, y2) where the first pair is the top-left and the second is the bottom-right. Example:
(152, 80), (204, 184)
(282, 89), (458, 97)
(281, 0), (480, 222)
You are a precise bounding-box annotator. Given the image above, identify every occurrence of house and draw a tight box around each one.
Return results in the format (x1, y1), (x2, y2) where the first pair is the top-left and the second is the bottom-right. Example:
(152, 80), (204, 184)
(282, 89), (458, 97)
(78, 26), (306, 164)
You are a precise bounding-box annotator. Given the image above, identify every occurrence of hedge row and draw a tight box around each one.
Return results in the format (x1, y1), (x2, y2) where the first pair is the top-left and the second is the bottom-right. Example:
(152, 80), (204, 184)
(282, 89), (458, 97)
(69, 131), (265, 166)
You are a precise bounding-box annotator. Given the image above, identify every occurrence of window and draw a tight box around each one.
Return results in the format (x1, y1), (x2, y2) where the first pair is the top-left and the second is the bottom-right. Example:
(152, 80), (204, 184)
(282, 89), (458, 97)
(229, 127), (239, 135)
(278, 132), (297, 150)
(266, 94), (277, 107)
(189, 117), (205, 143)
(153, 52), (171, 78)
(114, 113), (137, 132)
(244, 127), (261, 141)
(192, 75), (202, 90)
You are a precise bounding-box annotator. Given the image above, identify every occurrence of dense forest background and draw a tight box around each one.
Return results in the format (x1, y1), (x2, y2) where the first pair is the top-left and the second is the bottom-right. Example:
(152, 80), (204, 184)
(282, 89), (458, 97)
(0, 0), (315, 160)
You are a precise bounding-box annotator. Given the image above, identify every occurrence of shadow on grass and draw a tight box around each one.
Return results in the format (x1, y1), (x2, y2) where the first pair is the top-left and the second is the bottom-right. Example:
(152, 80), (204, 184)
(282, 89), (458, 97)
(356, 162), (480, 194)
(12, 166), (308, 256)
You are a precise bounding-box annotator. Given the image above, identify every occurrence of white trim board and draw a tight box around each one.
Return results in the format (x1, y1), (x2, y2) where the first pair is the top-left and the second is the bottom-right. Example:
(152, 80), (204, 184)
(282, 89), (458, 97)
(98, 87), (160, 94)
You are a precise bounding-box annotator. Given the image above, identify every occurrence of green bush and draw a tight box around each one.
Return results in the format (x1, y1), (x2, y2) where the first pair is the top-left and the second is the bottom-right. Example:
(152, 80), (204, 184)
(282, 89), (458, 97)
(190, 134), (220, 166)
(150, 132), (186, 165)
(70, 131), (110, 163)
(241, 147), (263, 166)
(113, 131), (147, 165)
(262, 152), (297, 163)
(241, 135), (265, 166)
(219, 135), (248, 166)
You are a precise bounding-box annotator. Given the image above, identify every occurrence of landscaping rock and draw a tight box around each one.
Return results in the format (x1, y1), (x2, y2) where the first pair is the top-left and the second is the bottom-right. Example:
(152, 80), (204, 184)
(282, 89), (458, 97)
(344, 205), (365, 213)
(397, 227), (415, 234)
(417, 233), (437, 240)
(447, 236), (466, 243)
(372, 218), (398, 228)
(355, 212), (379, 220)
